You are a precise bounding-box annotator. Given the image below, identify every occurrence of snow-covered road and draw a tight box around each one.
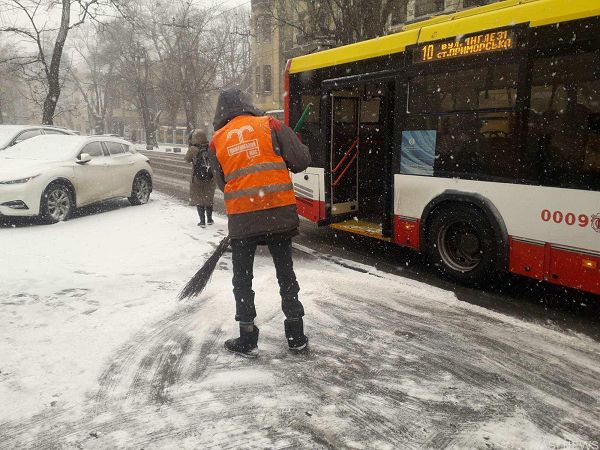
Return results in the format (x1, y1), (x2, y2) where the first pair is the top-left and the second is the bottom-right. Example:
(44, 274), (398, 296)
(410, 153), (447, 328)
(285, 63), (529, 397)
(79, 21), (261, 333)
(1, 194), (598, 449)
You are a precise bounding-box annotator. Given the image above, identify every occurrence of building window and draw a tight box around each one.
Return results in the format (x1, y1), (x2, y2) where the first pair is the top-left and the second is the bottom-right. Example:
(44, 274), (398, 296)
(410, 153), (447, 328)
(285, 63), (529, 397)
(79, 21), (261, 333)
(257, 16), (271, 43)
(263, 65), (272, 93)
(255, 66), (261, 94)
(415, 0), (444, 17)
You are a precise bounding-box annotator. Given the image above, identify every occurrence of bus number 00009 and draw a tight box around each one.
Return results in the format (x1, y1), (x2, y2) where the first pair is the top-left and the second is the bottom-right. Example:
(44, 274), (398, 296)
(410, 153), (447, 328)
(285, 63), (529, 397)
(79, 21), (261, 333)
(541, 209), (589, 228)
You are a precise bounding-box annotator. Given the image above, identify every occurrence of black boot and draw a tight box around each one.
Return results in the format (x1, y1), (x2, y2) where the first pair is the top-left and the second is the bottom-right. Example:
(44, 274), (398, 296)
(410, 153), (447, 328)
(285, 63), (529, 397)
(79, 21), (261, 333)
(224, 324), (259, 358)
(197, 206), (206, 227)
(206, 206), (214, 225)
(284, 318), (308, 351)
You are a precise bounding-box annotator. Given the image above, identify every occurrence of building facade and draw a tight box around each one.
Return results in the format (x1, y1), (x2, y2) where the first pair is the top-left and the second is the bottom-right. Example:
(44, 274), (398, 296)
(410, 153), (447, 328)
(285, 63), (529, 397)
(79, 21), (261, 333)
(250, 0), (501, 111)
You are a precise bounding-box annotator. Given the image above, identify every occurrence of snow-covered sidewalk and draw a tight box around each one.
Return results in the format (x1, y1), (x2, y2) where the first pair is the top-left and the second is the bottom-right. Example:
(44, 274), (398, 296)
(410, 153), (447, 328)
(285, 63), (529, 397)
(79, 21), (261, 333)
(1, 194), (598, 449)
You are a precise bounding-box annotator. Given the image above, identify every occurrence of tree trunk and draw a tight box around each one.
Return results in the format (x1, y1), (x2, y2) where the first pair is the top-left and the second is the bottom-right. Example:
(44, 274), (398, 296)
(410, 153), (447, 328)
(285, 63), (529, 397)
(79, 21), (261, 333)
(136, 74), (157, 150)
(183, 98), (197, 131)
(138, 88), (154, 150)
(0, 98), (4, 124)
(42, 0), (71, 125)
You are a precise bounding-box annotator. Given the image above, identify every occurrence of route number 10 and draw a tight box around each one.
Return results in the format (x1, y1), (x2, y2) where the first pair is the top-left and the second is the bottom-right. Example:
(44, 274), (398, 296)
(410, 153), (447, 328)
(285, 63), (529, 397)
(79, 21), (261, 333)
(421, 45), (434, 61)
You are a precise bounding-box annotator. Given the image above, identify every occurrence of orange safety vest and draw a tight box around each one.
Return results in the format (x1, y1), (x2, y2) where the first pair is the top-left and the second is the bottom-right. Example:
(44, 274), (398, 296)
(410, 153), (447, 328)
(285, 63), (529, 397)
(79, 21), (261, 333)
(211, 115), (296, 215)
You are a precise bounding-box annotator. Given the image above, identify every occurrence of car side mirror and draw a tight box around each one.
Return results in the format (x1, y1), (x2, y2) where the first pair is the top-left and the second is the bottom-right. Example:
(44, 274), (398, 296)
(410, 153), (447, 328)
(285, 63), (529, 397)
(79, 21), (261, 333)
(77, 153), (92, 164)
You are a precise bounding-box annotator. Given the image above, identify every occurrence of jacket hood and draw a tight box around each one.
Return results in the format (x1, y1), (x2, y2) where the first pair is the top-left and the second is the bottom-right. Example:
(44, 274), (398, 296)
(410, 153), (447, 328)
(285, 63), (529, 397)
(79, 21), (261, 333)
(191, 129), (208, 146)
(212, 88), (263, 131)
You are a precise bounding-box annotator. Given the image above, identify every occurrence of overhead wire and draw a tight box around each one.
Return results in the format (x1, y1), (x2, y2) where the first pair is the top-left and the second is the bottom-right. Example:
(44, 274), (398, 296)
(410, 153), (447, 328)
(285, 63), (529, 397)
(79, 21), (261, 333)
(210, 0), (252, 19)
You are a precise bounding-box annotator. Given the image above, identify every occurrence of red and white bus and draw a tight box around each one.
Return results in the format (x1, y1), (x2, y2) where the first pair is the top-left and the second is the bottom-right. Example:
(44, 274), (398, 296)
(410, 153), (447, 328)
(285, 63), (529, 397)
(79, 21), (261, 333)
(285, 0), (600, 295)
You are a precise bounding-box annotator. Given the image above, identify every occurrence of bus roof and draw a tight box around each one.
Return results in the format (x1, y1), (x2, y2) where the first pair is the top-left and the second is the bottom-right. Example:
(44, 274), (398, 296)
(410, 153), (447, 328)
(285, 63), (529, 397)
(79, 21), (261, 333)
(288, 0), (600, 74)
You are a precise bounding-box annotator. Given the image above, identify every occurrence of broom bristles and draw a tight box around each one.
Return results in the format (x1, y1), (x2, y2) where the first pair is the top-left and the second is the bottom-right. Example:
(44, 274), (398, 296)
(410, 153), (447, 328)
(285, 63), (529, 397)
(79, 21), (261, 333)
(179, 235), (231, 300)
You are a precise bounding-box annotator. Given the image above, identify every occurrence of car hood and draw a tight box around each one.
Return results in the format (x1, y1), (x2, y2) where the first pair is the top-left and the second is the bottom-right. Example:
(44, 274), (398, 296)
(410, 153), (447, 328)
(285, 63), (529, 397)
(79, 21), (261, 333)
(0, 158), (65, 182)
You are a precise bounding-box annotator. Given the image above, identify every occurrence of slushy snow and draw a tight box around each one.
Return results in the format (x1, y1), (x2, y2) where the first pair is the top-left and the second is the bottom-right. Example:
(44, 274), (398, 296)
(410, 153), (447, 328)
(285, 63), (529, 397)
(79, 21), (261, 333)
(1, 194), (598, 449)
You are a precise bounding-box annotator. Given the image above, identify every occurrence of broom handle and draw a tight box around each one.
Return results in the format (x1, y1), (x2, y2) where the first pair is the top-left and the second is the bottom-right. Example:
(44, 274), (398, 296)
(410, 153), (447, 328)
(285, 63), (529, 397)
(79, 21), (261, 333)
(293, 103), (313, 133)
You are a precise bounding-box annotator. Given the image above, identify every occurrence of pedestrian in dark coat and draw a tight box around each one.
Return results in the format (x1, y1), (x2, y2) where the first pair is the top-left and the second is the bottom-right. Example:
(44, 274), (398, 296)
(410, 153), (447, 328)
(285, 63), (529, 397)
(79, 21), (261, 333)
(209, 88), (311, 358)
(185, 130), (216, 227)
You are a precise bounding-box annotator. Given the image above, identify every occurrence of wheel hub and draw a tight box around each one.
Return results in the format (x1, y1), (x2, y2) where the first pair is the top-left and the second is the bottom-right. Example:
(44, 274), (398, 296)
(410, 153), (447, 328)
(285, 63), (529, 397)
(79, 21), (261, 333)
(47, 189), (70, 221)
(438, 221), (482, 272)
(136, 178), (150, 202)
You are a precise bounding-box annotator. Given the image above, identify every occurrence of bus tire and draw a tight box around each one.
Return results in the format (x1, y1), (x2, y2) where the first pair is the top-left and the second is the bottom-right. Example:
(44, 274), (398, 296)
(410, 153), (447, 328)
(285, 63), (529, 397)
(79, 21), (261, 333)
(426, 203), (498, 285)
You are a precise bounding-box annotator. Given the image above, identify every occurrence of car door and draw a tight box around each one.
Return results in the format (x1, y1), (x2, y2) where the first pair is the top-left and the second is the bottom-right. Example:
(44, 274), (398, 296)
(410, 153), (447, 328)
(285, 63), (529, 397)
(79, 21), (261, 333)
(73, 142), (111, 205)
(104, 142), (135, 197)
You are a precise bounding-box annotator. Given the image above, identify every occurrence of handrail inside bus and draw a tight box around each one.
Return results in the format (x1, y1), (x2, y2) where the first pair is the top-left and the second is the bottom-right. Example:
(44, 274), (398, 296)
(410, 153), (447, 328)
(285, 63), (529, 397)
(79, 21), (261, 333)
(332, 138), (359, 187)
(333, 151), (359, 187)
(332, 138), (359, 173)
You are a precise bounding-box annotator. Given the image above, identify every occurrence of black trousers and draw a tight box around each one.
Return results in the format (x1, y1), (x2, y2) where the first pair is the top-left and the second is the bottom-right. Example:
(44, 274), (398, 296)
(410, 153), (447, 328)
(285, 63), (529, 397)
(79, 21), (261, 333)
(231, 236), (304, 323)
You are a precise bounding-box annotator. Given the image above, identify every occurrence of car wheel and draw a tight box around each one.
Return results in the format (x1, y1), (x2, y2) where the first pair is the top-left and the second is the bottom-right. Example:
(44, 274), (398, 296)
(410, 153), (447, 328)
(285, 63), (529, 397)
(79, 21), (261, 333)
(41, 182), (74, 224)
(426, 203), (498, 285)
(129, 173), (151, 205)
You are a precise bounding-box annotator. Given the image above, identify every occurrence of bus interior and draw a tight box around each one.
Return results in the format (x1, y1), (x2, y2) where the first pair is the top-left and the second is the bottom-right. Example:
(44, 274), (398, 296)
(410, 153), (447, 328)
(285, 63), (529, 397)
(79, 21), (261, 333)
(328, 81), (394, 241)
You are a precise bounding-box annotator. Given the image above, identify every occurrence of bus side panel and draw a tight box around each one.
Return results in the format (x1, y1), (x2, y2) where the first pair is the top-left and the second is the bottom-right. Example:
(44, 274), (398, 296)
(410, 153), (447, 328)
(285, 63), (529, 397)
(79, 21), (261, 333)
(549, 247), (600, 295)
(394, 215), (420, 249)
(292, 168), (326, 223)
(509, 240), (600, 294)
(509, 237), (545, 281)
(394, 175), (600, 295)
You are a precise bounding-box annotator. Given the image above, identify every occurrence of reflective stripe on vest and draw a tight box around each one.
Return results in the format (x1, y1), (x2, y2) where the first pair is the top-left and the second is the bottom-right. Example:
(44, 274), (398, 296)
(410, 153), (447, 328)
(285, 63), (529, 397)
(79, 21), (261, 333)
(224, 161), (288, 183)
(223, 182), (294, 200)
(211, 115), (297, 215)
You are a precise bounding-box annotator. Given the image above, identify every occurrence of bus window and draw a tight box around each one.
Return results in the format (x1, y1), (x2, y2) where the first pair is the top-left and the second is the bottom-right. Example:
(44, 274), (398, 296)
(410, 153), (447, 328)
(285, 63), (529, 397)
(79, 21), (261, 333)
(403, 112), (519, 180)
(408, 64), (518, 113)
(404, 63), (520, 181)
(289, 81), (325, 167)
(525, 51), (600, 191)
(333, 97), (358, 123)
(360, 99), (381, 124)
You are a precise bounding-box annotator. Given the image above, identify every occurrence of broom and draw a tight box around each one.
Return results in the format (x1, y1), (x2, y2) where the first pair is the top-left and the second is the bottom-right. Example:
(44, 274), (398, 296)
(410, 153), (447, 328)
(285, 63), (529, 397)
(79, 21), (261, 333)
(178, 104), (313, 301)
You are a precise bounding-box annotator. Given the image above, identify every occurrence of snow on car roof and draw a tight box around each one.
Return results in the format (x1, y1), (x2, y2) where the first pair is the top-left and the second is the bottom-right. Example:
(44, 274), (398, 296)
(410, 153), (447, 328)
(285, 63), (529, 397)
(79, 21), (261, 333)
(0, 125), (77, 148)
(0, 125), (28, 148)
(0, 135), (89, 161)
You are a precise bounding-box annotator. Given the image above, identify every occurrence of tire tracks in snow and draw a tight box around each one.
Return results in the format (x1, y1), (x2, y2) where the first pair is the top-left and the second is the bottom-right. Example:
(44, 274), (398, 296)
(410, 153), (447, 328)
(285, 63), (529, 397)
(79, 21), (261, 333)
(2, 247), (599, 448)
(1, 293), (226, 449)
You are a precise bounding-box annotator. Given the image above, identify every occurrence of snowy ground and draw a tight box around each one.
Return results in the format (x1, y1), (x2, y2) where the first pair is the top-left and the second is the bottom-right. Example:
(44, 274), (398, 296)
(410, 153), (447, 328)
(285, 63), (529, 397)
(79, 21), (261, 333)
(1, 194), (599, 449)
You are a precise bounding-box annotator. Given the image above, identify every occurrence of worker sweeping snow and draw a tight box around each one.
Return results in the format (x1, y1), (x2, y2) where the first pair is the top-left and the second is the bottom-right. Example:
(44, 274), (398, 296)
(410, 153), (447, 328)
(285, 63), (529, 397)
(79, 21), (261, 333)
(208, 88), (311, 358)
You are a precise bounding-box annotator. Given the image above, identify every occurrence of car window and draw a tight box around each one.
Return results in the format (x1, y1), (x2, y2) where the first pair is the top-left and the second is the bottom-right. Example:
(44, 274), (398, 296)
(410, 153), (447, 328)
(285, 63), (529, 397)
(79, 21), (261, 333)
(80, 142), (104, 158)
(14, 129), (42, 144)
(121, 144), (131, 153)
(43, 129), (68, 135)
(105, 142), (126, 156)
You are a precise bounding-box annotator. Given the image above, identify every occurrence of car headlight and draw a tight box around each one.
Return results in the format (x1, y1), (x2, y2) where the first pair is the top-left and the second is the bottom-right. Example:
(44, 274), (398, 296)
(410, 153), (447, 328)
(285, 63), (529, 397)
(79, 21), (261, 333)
(0, 174), (40, 185)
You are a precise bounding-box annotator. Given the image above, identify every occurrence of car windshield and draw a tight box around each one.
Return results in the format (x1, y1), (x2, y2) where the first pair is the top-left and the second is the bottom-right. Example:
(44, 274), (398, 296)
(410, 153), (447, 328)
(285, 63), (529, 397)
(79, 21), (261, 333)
(0, 135), (85, 161)
(0, 126), (22, 149)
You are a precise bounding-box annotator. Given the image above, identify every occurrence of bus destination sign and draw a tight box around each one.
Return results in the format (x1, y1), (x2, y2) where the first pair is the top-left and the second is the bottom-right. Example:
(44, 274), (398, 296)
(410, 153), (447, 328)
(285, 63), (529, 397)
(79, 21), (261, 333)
(414, 29), (515, 63)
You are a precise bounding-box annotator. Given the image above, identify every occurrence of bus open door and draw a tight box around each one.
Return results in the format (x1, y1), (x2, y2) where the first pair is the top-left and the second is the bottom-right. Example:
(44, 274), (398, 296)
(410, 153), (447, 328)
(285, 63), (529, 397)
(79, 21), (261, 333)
(325, 80), (395, 241)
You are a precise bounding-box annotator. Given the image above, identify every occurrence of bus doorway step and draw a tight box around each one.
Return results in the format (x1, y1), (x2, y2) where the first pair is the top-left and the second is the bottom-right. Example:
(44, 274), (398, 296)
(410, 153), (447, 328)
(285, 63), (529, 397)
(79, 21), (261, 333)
(330, 219), (391, 242)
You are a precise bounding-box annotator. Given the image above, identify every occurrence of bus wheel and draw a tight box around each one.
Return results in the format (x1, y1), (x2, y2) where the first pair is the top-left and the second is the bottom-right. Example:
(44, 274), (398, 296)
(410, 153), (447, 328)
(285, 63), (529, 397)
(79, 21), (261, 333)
(426, 204), (498, 285)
